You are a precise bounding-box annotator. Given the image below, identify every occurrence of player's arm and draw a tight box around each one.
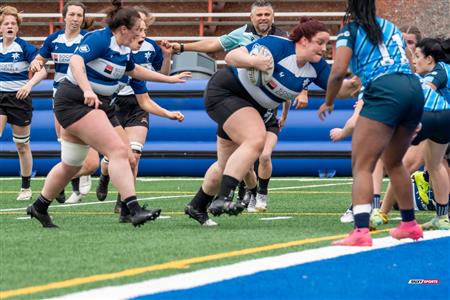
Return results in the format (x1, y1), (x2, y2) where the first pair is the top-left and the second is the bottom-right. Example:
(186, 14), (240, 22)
(171, 38), (223, 54)
(135, 93), (184, 122)
(225, 47), (272, 72)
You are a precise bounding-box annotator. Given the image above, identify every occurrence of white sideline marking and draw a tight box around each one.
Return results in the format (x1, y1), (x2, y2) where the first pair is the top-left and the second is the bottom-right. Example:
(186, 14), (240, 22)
(260, 216), (292, 220)
(0, 177), (354, 182)
(51, 231), (450, 300)
(0, 181), (352, 213)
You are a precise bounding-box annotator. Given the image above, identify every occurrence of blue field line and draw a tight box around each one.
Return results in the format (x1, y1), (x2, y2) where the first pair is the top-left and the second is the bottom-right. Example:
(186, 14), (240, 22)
(133, 237), (449, 300)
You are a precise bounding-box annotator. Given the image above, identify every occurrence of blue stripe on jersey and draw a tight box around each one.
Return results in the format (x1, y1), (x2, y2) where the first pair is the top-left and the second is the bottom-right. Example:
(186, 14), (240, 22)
(38, 29), (87, 89)
(0, 37), (37, 92)
(233, 35), (330, 109)
(118, 37), (163, 96)
(66, 27), (135, 96)
(337, 17), (412, 88)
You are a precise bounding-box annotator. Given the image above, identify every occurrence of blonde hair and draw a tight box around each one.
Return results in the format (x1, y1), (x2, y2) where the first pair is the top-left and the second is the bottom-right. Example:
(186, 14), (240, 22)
(133, 5), (155, 27)
(0, 6), (21, 26)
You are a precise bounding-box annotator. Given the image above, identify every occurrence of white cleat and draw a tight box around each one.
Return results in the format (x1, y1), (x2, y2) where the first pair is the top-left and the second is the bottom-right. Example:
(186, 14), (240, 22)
(16, 188), (32, 201)
(340, 208), (354, 223)
(65, 191), (83, 204)
(79, 175), (92, 195)
(255, 193), (268, 212)
(247, 194), (257, 213)
(202, 219), (218, 227)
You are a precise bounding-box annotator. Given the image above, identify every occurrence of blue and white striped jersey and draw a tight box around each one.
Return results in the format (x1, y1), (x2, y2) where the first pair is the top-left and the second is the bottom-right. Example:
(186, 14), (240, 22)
(38, 29), (87, 91)
(0, 37), (37, 92)
(336, 17), (412, 88)
(66, 27), (135, 96)
(118, 37), (163, 96)
(233, 35), (330, 109)
(421, 62), (450, 111)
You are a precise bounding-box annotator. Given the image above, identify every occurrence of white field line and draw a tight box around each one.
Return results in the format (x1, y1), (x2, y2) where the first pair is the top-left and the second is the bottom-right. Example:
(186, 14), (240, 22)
(51, 231), (450, 300)
(0, 181), (353, 213)
(0, 177), (355, 182)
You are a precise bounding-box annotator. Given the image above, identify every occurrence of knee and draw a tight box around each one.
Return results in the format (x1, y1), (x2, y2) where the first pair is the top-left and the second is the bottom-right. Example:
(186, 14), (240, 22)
(15, 142), (30, 154)
(109, 144), (129, 162)
(246, 133), (266, 154)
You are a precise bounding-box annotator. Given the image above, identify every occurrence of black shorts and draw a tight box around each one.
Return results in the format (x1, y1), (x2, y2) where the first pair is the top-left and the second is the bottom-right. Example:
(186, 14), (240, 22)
(115, 95), (149, 128)
(411, 110), (450, 145)
(0, 93), (32, 126)
(205, 67), (271, 140)
(54, 80), (120, 129)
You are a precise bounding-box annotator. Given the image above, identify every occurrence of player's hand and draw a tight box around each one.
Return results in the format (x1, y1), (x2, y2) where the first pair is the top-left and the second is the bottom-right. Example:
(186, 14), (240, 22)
(330, 128), (344, 142)
(251, 54), (273, 73)
(83, 90), (101, 109)
(169, 71), (191, 83)
(293, 94), (308, 109)
(317, 103), (334, 120)
(29, 59), (44, 73)
(160, 40), (173, 57)
(16, 84), (32, 100)
(167, 111), (184, 122)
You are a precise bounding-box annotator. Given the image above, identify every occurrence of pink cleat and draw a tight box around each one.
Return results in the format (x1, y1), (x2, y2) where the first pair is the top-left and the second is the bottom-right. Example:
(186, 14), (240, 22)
(333, 228), (372, 246)
(390, 221), (423, 241)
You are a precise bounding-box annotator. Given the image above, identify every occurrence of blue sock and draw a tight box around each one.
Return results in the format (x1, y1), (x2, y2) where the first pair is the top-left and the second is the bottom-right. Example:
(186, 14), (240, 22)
(372, 194), (381, 209)
(400, 209), (415, 222)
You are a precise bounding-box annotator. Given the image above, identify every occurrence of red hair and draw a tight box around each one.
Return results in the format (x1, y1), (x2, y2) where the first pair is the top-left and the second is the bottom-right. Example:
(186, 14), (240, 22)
(289, 17), (328, 42)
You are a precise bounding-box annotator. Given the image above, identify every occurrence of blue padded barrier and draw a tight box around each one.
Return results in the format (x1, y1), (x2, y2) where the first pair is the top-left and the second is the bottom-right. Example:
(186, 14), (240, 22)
(1, 79), (355, 176)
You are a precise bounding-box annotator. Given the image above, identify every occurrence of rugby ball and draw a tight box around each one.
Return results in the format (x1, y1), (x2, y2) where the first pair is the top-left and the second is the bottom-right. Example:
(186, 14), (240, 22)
(247, 45), (274, 87)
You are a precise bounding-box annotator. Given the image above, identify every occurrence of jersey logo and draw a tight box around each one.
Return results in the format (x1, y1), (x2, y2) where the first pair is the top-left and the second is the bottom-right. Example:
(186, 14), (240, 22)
(104, 65), (113, 74)
(302, 78), (310, 88)
(79, 44), (90, 53)
(279, 72), (284, 77)
(144, 51), (152, 61)
(11, 53), (20, 62)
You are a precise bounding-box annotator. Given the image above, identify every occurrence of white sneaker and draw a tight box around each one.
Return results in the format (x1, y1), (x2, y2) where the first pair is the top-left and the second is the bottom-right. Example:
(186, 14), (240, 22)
(247, 194), (257, 213)
(202, 219), (218, 227)
(65, 191), (83, 204)
(340, 208), (354, 223)
(17, 188), (32, 201)
(79, 175), (92, 195)
(255, 193), (268, 212)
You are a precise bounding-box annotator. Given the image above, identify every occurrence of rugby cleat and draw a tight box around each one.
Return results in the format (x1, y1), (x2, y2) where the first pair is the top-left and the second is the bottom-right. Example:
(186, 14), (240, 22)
(246, 193), (257, 213)
(26, 204), (58, 228)
(255, 193), (268, 212)
(17, 188), (32, 201)
(131, 205), (161, 227)
(369, 209), (389, 230)
(421, 215), (450, 231)
(332, 228), (372, 246)
(340, 206), (354, 223)
(96, 174), (109, 201)
(185, 204), (218, 226)
(208, 197), (245, 217)
(79, 175), (92, 195)
(65, 191), (83, 204)
(412, 171), (429, 204)
(390, 221), (423, 240)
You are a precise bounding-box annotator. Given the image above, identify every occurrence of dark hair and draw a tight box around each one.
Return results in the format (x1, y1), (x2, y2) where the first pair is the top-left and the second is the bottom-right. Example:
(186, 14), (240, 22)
(105, 0), (140, 30)
(344, 0), (383, 45)
(399, 25), (422, 43)
(440, 38), (450, 64)
(251, 0), (273, 11)
(416, 38), (448, 63)
(289, 17), (328, 42)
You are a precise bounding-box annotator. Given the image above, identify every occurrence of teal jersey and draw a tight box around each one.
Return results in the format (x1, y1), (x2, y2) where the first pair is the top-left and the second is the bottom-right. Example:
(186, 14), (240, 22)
(218, 24), (286, 52)
(336, 17), (412, 88)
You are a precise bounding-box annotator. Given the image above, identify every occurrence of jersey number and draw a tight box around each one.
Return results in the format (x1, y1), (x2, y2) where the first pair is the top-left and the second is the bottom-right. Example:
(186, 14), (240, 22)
(378, 33), (408, 66)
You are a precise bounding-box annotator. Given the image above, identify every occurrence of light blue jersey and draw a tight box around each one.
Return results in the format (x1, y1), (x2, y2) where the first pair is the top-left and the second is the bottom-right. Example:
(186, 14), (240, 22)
(118, 37), (163, 96)
(66, 27), (135, 96)
(38, 29), (87, 91)
(0, 37), (37, 92)
(336, 17), (412, 88)
(233, 35), (330, 109)
(421, 62), (450, 111)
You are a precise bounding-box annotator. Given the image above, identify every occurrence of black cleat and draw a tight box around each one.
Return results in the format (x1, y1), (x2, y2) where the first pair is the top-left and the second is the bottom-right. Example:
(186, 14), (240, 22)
(55, 189), (66, 204)
(208, 198), (245, 217)
(26, 205), (58, 228)
(114, 200), (121, 214)
(96, 175), (109, 201)
(185, 204), (218, 226)
(119, 214), (132, 223)
(130, 205), (161, 227)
